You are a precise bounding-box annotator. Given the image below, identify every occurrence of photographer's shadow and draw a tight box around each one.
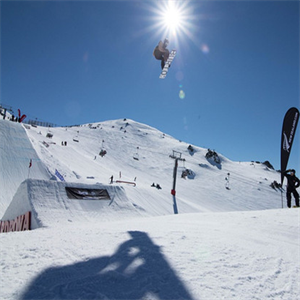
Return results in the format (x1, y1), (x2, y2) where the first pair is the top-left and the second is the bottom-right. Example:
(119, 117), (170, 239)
(21, 231), (193, 300)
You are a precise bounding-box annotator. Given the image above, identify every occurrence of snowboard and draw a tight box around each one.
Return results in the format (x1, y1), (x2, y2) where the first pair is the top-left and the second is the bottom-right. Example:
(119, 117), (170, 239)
(159, 50), (176, 79)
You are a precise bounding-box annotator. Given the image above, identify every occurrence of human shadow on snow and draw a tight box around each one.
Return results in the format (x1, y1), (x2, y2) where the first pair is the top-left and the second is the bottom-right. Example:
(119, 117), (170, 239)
(20, 231), (194, 300)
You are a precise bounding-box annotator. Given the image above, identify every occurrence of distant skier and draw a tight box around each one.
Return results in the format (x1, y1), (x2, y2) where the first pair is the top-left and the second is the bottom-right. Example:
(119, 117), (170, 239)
(153, 38), (170, 69)
(283, 169), (300, 207)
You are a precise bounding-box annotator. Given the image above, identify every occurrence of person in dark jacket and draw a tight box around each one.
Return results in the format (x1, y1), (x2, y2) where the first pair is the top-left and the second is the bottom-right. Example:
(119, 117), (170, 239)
(153, 38), (170, 69)
(283, 169), (300, 208)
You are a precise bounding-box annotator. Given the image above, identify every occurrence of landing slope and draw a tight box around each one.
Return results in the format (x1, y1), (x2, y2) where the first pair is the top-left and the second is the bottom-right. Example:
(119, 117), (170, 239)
(0, 120), (50, 216)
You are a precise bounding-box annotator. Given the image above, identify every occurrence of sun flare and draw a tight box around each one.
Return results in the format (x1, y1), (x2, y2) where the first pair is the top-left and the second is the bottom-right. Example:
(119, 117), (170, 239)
(139, 0), (200, 52)
(164, 3), (182, 31)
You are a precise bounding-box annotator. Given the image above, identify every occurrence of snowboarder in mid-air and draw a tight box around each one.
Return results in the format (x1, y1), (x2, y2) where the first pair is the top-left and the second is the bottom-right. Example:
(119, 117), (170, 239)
(153, 38), (177, 79)
(153, 38), (170, 69)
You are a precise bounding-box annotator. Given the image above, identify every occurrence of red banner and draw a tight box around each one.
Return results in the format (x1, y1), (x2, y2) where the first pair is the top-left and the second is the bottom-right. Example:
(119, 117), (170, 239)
(0, 212), (31, 233)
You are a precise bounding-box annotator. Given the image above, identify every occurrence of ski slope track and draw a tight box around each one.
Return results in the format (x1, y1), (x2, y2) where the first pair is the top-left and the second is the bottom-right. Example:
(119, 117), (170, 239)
(0, 118), (299, 300)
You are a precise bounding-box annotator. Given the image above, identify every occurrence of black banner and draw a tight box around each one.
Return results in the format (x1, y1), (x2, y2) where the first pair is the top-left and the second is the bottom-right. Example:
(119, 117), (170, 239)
(65, 187), (111, 200)
(281, 107), (299, 184)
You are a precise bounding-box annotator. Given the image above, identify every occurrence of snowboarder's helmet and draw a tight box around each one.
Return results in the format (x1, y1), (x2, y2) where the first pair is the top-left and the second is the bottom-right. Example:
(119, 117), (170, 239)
(164, 38), (169, 46)
(291, 169), (296, 174)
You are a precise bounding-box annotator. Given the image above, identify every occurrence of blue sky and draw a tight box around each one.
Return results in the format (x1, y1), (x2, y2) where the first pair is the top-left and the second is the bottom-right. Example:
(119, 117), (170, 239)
(1, 0), (299, 173)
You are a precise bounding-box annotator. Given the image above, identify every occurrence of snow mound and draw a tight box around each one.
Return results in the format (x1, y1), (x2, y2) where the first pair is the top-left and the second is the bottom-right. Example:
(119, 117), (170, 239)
(2, 179), (143, 229)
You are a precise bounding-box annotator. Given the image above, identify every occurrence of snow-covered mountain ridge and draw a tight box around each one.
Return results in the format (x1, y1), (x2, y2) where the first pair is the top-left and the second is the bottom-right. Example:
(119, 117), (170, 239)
(1, 118), (282, 220)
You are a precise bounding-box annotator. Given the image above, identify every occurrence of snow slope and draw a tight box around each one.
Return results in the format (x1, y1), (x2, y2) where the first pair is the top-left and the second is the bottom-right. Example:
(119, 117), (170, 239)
(0, 118), (299, 300)
(19, 119), (283, 216)
(0, 120), (51, 214)
(1, 209), (299, 300)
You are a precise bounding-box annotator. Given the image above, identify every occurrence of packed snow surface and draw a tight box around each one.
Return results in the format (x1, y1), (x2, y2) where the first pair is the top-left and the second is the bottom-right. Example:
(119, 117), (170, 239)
(0, 118), (299, 300)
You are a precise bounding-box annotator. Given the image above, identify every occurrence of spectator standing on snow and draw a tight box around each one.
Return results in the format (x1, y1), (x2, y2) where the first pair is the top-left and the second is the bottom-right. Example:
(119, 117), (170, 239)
(283, 169), (300, 208)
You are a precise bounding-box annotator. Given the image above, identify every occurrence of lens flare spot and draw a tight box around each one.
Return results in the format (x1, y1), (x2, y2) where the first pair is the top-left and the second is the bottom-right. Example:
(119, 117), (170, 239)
(179, 90), (185, 99)
(176, 71), (184, 81)
(201, 44), (210, 54)
(83, 51), (89, 63)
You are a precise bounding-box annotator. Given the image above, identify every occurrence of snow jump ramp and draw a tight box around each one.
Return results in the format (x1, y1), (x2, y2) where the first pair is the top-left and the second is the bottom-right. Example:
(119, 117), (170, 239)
(2, 179), (142, 229)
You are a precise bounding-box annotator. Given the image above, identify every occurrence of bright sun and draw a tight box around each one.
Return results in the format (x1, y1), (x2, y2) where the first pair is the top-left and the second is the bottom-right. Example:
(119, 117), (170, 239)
(164, 3), (182, 31)
(156, 0), (194, 41)
(140, 0), (198, 48)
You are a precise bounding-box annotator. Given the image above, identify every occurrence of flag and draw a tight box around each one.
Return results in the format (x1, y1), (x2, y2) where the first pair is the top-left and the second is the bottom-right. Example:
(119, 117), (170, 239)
(280, 107), (299, 184)
(20, 114), (27, 123)
(55, 169), (65, 181)
(17, 109), (26, 123)
(29, 159), (32, 168)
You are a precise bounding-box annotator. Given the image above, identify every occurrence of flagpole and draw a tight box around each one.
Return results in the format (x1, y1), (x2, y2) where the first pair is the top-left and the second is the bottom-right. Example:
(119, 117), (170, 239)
(280, 107), (299, 209)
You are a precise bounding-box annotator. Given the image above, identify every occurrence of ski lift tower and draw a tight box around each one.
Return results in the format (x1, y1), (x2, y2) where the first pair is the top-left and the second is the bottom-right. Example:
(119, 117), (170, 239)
(169, 150), (185, 214)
